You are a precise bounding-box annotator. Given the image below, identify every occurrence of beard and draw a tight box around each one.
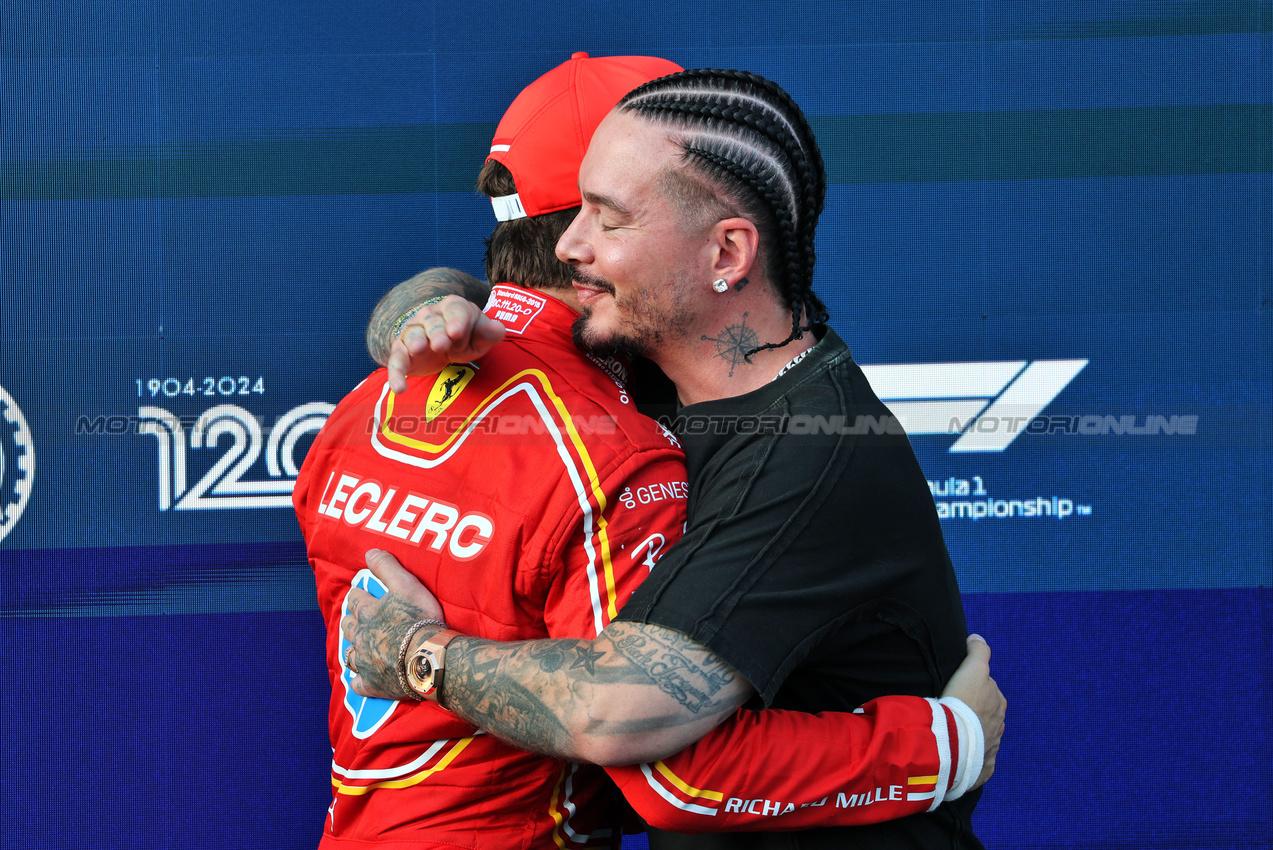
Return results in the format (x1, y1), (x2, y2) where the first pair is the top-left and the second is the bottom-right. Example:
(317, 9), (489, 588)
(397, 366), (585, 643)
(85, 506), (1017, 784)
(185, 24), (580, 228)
(569, 267), (693, 361)
(571, 309), (645, 360)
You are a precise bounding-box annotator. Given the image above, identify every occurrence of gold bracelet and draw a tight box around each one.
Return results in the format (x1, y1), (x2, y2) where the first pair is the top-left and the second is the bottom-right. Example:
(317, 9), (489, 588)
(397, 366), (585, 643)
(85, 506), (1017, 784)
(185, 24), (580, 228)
(396, 618), (447, 700)
(391, 295), (448, 341)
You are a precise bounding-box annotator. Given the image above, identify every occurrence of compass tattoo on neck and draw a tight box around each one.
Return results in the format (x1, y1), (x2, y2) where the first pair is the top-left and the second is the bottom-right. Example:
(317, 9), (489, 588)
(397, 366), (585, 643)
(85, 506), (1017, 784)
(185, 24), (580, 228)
(701, 312), (759, 377)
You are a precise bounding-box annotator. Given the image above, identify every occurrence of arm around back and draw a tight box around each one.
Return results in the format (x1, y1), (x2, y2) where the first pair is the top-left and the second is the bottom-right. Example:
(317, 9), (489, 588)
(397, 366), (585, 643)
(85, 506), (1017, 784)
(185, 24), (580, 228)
(439, 620), (756, 766)
(364, 268), (503, 389)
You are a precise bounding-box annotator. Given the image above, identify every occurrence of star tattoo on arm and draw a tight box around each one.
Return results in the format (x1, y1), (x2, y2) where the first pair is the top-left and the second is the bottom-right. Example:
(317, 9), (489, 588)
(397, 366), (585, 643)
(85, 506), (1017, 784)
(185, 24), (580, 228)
(571, 644), (605, 674)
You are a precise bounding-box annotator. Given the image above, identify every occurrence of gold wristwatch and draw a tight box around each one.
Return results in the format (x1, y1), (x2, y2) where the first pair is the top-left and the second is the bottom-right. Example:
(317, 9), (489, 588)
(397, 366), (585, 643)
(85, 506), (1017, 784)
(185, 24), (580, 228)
(405, 629), (461, 703)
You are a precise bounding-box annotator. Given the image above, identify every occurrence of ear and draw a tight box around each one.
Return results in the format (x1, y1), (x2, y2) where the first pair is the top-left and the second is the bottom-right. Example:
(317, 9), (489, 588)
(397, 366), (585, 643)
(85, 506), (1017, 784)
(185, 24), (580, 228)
(709, 217), (760, 284)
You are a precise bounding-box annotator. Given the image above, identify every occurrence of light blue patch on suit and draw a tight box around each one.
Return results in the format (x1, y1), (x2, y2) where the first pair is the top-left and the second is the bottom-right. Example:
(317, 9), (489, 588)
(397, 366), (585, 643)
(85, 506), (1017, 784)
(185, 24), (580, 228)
(340, 568), (397, 738)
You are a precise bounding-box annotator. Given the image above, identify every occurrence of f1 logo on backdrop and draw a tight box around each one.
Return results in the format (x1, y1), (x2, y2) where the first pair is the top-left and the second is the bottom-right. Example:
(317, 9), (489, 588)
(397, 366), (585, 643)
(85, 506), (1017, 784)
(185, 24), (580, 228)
(0, 384), (35, 544)
(861, 360), (1088, 452)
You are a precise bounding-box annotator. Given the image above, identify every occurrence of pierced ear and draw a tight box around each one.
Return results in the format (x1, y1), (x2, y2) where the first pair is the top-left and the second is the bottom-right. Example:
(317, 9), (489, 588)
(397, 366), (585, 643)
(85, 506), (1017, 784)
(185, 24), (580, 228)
(711, 217), (760, 283)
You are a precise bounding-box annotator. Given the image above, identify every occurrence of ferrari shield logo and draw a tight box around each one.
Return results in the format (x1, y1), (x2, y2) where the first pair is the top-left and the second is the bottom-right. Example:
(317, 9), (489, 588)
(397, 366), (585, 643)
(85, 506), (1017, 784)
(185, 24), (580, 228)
(426, 364), (476, 422)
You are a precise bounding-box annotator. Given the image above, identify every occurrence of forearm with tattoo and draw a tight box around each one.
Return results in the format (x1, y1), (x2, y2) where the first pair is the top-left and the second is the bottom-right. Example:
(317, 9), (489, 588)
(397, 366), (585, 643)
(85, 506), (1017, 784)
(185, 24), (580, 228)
(365, 267), (491, 365)
(440, 622), (753, 765)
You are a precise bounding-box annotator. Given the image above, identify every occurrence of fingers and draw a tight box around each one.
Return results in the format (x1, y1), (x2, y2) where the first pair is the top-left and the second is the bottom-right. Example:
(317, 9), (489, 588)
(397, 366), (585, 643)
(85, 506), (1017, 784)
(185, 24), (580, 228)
(964, 633), (991, 665)
(471, 313), (507, 345)
(942, 637), (991, 702)
(975, 695), (1004, 789)
(973, 747), (997, 789)
(962, 634), (1005, 791)
(365, 548), (413, 587)
(385, 298), (506, 394)
(364, 549), (446, 620)
(404, 309), (456, 355)
(387, 343), (414, 394)
(438, 295), (482, 338)
(404, 296), (485, 355)
(942, 632), (1006, 789)
(345, 586), (371, 615)
(349, 674), (373, 698)
(341, 586), (376, 644)
(968, 692), (1005, 791)
(433, 294), (506, 343)
(387, 325), (448, 392)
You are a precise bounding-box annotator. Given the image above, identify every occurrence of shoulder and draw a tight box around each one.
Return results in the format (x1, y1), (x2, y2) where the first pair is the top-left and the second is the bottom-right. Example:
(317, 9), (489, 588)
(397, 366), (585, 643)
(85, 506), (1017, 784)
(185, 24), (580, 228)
(314, 368), (392, 438)
(778, 343), (890, 422)
(506, 345), (685, 458)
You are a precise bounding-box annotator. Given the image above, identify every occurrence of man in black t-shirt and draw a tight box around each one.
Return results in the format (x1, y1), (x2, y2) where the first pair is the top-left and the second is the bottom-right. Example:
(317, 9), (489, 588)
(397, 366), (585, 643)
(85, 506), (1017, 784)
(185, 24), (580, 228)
(342, 69), (1002, 848)
(613, 329), (981, 848)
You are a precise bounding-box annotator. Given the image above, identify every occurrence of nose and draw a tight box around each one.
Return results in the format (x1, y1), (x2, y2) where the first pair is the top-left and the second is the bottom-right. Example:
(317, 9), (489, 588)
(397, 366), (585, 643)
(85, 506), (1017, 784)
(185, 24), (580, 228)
(555, 210), (592, 266)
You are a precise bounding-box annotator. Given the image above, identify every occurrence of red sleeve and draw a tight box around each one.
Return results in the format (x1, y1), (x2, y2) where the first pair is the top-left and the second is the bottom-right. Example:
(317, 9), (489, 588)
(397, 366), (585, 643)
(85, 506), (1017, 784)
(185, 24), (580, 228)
(543, 449), (687, 639)
(607, 696), (969, 833)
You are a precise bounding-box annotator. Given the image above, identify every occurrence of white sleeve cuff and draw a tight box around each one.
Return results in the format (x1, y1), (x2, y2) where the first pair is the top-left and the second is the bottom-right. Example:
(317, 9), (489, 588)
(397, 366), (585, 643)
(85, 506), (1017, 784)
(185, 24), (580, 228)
(939, 696), (984, 801)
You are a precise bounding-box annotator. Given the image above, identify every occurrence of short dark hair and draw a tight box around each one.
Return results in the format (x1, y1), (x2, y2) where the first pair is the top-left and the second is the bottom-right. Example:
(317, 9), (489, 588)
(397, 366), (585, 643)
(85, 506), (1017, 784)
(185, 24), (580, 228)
(476, 160), (577, 292)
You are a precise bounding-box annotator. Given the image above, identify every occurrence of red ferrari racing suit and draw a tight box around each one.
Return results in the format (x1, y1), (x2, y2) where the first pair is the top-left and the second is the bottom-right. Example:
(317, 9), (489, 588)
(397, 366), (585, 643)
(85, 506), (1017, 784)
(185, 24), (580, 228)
(294, 284), (981, 850)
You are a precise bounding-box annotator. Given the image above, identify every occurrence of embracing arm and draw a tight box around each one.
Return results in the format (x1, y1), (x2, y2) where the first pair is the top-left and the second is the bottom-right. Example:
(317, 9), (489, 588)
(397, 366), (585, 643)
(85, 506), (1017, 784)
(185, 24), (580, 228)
(342, 552), (753, 765)
(365, 267), (491, 364)
(366, 268), (506, 391)
(342, 552), (1004, 826)
(605, 636), (1003, 832)
(439, 621), (754, 765)
(609, 700), (958, 831)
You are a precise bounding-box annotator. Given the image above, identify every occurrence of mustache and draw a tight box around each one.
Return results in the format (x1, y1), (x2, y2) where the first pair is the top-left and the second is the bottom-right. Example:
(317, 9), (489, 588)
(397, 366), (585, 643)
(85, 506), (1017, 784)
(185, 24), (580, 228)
(571, 268), (616, 296)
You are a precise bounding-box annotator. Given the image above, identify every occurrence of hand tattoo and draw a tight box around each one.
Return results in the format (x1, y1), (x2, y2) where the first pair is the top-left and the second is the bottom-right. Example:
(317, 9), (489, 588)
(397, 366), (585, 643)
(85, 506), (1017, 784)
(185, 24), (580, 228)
(346, 591), (430, 699)
(528, 642), (569, 673)
(366, 267), (490, 364)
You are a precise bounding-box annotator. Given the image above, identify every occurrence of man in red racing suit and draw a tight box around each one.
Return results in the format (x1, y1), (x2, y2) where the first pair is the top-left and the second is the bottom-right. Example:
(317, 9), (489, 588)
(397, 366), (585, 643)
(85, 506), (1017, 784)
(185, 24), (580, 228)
(297, 280), (690, 848)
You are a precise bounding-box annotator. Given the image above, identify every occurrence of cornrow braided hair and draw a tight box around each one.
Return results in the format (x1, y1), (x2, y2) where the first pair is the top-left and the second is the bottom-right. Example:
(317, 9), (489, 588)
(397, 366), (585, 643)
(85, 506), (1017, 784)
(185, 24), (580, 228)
(618, 68), (830, 356)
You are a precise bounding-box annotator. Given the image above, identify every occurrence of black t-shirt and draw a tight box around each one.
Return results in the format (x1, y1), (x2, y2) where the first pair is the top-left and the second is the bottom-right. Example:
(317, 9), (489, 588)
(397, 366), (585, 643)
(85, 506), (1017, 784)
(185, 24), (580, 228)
(618, 328), (983, 850)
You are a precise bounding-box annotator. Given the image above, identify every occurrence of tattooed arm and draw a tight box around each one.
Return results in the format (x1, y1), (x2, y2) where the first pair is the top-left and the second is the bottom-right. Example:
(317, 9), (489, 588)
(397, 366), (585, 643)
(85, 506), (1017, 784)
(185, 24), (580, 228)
(439, 622), (752, 764)
(365, 267), (501, 379)
(343, 552), (754, 765)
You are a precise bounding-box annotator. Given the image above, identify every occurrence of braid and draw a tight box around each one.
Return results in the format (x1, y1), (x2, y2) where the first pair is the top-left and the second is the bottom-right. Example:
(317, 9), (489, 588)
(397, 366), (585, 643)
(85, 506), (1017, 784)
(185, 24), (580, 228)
(619, 69), (829, 356)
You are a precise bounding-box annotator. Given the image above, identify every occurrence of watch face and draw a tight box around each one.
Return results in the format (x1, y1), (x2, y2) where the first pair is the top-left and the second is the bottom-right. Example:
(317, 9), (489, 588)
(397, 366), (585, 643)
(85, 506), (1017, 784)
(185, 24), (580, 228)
(406, 632), (454, 703)
(409, 652), (434, 692)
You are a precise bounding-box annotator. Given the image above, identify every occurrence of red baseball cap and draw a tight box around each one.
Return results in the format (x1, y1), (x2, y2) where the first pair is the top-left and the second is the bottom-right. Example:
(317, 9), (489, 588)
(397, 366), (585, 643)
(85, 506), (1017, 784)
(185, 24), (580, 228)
(486, 51), (682, 221)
